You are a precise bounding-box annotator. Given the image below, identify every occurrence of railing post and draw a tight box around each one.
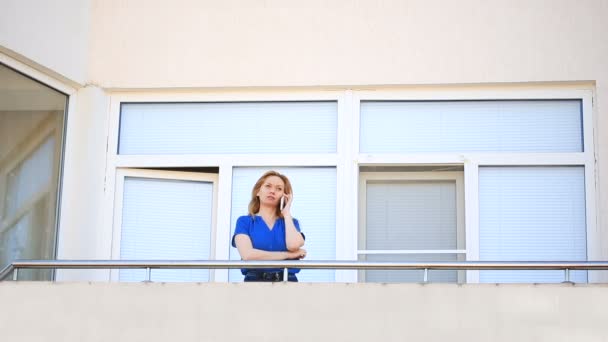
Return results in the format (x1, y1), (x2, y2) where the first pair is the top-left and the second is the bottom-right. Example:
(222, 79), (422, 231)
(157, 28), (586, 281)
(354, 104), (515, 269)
(146, 267), (152, 282)
(12, 268), (18, 281)
(423, 268), (429, 283)
(564, 268), (570, 283)
(283, 267), (288, 282)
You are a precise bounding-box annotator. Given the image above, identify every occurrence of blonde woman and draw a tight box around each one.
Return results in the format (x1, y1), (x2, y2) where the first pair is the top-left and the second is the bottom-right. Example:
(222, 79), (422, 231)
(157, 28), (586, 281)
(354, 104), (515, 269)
(232, 170), (306, 282)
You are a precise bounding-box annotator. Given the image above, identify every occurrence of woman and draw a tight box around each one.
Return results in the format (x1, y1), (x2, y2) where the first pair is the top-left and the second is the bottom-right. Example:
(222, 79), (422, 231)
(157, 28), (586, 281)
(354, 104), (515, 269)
(232, 170), (306, 282)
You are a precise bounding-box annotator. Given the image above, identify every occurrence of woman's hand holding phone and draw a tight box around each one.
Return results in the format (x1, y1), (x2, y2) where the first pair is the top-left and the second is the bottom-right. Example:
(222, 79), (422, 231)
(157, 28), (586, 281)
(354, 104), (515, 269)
(280, 193), (293, 212)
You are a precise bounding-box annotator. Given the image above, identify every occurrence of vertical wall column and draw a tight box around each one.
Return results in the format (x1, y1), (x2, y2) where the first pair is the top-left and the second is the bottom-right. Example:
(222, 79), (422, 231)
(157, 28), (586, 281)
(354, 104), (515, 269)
(56, 85), (109, 281)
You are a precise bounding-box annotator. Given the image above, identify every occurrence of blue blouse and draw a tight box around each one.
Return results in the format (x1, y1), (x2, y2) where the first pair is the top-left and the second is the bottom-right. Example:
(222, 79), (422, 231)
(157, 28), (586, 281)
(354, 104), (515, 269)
(232, 215), (304, 274)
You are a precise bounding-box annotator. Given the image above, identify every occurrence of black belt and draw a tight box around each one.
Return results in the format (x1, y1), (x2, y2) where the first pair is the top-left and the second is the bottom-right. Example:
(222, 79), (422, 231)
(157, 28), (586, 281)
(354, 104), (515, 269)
(246, 271), (284, 281)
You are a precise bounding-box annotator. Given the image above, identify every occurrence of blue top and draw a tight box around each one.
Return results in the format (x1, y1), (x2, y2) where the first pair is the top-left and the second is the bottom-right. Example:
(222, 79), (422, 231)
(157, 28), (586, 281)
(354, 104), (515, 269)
(232, 215), (304, 275)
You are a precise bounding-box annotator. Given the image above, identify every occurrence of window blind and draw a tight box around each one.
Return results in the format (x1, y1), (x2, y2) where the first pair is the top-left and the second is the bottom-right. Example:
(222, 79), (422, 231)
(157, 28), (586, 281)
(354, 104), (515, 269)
(119, 177), (214, 282)
(363, 181), (458, 282)
(479, 166), (587, 283)
(119, 102), (337, 154)
(360, 100), (582, 153)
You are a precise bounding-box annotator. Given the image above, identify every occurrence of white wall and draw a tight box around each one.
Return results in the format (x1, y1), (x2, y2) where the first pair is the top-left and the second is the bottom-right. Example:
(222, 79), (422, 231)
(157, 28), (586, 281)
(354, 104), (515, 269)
(0, 0), (90, 85)
(86, 1), (608, 259)
(1, 282), (607, 341)
(88, 0), (608, 88)
(56, 85), (110, 281)
(1, 0), (607, 263)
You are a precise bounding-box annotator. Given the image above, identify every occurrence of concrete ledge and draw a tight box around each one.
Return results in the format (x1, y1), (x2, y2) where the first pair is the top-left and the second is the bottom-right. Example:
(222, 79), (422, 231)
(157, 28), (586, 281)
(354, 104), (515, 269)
(1, 282), (607, 341)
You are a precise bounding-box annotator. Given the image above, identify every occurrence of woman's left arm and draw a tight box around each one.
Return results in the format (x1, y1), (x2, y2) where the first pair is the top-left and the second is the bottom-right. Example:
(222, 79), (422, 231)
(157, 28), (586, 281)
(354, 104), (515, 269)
(282, 194), (305, 251)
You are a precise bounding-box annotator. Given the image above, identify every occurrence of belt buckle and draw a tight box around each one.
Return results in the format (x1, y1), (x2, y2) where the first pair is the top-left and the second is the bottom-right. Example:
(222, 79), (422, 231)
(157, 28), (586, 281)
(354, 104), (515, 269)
(262, 272), (280, 281)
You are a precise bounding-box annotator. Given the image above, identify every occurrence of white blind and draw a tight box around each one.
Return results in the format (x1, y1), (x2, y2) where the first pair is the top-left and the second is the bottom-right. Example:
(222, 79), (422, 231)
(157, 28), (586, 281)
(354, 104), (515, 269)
(365, 181), (456, 250)
(363, 181), (458, 282)
(229, 167), (336, 282)
(119, 102), (337, 154)
(479, 167), (587, 283)
(119, 177), (214, 282)
(360, 100), (582, 153)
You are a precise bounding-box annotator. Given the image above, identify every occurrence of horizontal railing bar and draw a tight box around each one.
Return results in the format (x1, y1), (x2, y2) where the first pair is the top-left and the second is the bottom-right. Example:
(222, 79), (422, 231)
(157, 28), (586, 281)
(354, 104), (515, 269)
(357, 250), (467, 255)
(5, 260), (608, 271)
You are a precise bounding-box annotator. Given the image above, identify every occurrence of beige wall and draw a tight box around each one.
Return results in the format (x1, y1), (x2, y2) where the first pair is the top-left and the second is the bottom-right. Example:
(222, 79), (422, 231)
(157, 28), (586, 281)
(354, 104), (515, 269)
(89, 0), (608, 88)
(87, 0), (608, 254)
(0, 0), (90, 85)
(1, 1), (607, 261)
(56, 86), (109, 282)
(1, 282), (607, 341)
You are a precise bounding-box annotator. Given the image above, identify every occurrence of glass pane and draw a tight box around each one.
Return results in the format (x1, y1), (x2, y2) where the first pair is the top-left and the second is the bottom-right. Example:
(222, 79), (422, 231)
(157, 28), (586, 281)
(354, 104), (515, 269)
(361, 254), (461, 283)
(119, 102), (337, 154)
(5, 137), (55, 217)
(229, 167), (336, 282)
(365, 181), (457, 250)
(360, 100), (582, 153)
(0, 63), (66, 279)
(479, 166), (587, 283)
(119, 177), (214, 282)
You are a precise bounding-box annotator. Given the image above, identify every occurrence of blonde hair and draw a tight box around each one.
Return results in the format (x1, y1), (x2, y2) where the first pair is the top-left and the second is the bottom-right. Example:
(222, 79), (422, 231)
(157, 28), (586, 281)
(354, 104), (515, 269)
(248, 170), (293, 218)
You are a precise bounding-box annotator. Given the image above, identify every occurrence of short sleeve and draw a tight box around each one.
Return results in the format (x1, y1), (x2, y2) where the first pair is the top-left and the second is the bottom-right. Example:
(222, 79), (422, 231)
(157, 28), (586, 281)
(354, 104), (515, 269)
(293, 218), (305, 240)
(232, 216), (252, 247)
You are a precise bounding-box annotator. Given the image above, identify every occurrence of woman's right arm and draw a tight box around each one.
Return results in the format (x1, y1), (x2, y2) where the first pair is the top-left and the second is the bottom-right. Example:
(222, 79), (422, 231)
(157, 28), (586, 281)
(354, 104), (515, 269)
(235, 234), (305, 261)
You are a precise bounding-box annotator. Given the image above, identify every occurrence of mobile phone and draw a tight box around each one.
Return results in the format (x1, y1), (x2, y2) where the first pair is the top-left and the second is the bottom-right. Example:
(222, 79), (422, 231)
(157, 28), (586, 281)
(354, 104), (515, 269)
(280, 196), (285, 210)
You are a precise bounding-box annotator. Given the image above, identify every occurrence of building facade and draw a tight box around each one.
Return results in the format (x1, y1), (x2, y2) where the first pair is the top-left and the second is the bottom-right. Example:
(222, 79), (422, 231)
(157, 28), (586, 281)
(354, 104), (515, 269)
(1, 1), (608, 340)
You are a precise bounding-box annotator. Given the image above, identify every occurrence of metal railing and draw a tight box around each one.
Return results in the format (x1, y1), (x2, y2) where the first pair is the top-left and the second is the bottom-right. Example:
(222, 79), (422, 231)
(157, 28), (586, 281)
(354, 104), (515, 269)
(2, 260), (608, 283)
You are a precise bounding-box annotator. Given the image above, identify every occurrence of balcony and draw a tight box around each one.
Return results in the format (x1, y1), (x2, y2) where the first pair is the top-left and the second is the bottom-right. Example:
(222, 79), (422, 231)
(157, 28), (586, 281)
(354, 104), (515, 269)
(1, 260), (608, 341)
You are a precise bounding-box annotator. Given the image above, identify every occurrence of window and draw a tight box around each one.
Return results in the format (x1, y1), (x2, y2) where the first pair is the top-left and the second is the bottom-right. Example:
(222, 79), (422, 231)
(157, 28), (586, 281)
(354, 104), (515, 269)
(360, 100), (582, 153)
(119, 102), (337, 154)
(108, 95), (341, 282)
(0, 63), (67, 280)
(101, 89), (596, 284)
(356, 92), (595, 283)
(112, 169), (218, 282)
(358, 170), (465, 283)
(479, 166), (587, 283)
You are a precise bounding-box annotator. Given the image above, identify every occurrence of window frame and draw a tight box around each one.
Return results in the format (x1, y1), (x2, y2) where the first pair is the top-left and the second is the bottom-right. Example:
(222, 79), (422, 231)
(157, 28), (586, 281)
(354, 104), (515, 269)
(104, 91), (349, 282)
(0, 53), (74, 277)
(358, 171), (465, 282)
(102, 86), (597, 283)
(110, 168), (218, 282)
(352, 88), (597, 283)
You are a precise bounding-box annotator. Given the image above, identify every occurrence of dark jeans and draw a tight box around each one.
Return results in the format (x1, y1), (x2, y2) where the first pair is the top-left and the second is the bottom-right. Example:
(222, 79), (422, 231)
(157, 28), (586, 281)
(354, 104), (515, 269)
(244, 271), (298, 282)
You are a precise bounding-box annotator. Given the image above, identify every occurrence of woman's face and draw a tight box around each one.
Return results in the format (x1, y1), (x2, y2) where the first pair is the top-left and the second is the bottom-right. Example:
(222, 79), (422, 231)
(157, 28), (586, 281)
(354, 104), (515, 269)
(257, 175), (285, 207)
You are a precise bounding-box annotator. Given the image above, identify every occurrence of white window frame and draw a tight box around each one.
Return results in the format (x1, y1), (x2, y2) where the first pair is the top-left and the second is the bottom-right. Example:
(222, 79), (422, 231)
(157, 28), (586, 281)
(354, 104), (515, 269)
(110, 168), (218, 281)
(101, 86), (597, 283)
(358, 171), (465, 282)
(352, 88), (597, 283)
(0, 52), (74, 276)
(103, 90), (349, 282)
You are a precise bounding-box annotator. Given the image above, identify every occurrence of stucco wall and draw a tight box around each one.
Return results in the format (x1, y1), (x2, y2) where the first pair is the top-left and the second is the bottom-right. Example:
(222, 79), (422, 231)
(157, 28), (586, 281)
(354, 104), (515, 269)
(87, 0), (608, 259)
(1, 1), (607, 262)
(88, 0), (608, 88)
(1, 282), (607, 341)
(0, 0), (90, 85)
(56, 86), (110, 282)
